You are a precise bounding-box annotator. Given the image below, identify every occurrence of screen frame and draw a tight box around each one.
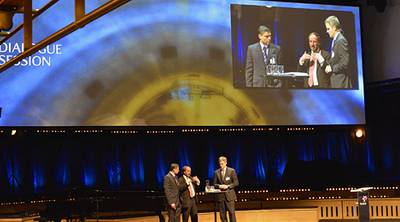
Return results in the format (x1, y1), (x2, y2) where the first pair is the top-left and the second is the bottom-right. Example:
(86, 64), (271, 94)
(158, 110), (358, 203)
(0, 0), (366, 129)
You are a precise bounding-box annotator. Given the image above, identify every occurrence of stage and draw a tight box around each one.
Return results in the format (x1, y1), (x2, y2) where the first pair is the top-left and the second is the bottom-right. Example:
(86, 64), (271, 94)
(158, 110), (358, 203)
(1, 188), (400, 221)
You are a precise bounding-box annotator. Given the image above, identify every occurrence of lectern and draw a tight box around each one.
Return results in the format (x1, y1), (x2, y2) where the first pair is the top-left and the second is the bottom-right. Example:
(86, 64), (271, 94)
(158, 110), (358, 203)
(351, 187), (373, 222)
(205, 181), (226, 222)
(263, 71), (309, 88)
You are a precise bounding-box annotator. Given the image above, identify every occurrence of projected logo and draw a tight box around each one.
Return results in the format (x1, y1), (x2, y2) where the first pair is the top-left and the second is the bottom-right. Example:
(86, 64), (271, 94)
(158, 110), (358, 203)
(0, 42), (63, 67)
(360, 195), (368, 206)
(86, 73), (265, 126)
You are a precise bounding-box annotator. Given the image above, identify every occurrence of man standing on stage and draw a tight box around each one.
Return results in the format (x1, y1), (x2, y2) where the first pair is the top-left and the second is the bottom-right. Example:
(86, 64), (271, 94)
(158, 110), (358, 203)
(179, 165), (200, 222)
(245, 25), (282, 88)
(298, 32), (331, 88)
(324, 15), (352, 88)
(213, 156), (239, 222)
(163, 163), (182, 222)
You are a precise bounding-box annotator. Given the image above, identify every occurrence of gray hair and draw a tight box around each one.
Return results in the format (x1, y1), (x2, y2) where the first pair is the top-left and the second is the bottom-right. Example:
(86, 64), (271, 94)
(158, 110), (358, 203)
(182, 165), (191, 172)
(218, 156), (227, 162)
(258, 25), (271, 35)
(325, 16), (342, 31)
(169, 163), (179, 171)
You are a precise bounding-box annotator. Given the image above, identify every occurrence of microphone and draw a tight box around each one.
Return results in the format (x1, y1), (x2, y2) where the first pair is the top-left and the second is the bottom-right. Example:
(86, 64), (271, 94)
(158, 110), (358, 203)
(188, 175), (200, 185)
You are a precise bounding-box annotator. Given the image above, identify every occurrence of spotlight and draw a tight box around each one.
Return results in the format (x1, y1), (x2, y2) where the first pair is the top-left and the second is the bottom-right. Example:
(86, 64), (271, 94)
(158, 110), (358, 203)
(375, 0), (387, 13)
(355, 129), (364, 138)
(11, 129), (17, 136)
(0, 10), (14, 31)
(352, 127), (366, 141)
(0, 0), (24, 31)
(367, 0), (387, 13)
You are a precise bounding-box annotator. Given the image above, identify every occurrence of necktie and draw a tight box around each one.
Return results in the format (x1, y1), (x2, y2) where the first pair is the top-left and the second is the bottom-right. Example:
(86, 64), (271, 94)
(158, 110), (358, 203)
(174, 175), (179, 185)
(221, 169), (225, 179)
(308, 58), (316, 87)
(188, 181), (195, 198)
(330, 39), (335, 55)
(263, 46), (268, 64)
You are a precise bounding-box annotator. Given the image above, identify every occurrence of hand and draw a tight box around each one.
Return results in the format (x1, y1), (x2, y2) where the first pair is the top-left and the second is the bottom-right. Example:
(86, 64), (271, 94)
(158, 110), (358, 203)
(325, 65), (332, 73)
(192, 176), (199, 182)
(171, 203), (176, 210)
(220, 184), (229, 190)
(310, 52), (317, 61)
(310, 52), (325, 64)
(300, 52), (311, 64)
(314, 53), (324, 64)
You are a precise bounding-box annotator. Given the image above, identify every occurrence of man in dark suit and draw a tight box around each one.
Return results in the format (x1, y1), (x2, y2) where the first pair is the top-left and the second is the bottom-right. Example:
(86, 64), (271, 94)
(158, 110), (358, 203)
(245, 25), (282, 88)
(298, 32), (331, 88)
(178, 166), (200, 222)
(164, 163), (182, 222)
(324, 15), (352, 88)
(213, 156), (239, 222)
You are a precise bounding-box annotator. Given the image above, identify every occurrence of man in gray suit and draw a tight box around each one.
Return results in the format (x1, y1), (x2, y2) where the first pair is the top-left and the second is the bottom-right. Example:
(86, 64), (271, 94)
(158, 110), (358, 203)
(245, 25), (282, 88)
(324, 16), (352, 88)
(213, 156), (239, 222)
(298, 32), (331, 88)
(164, 163), (182, 222)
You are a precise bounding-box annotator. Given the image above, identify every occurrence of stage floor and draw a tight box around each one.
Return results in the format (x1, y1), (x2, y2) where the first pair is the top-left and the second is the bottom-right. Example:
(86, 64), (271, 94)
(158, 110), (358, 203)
(2, 197), (400, 221)
(79, 209), (319, 222)
(0, 208), (318, 222)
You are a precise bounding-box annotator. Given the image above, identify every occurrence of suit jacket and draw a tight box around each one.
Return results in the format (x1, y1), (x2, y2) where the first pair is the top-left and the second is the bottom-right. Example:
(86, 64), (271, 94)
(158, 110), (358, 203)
(213, 167), (239, 202)
(329, 32), (352, 88)
(164, 173), (184, 206)
(245, 42), (282, 88)
(297, 50), (331, 88)
(178, 176), (199, 208)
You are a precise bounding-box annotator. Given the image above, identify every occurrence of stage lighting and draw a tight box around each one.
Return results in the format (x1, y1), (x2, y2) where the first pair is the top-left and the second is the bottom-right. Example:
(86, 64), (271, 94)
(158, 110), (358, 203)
(367, 0), (387, 13)
(0, 0), (24, 31)
(11, 129), (17, 136)
(0, 10), (14, 31)
(352, 127), (366, 141)
(355, 129), (364, 138)
(375, 0), (387, 13)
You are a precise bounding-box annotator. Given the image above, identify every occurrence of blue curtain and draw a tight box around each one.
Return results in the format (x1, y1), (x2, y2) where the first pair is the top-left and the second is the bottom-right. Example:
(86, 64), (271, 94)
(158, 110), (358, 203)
(0, 130), (397, 197)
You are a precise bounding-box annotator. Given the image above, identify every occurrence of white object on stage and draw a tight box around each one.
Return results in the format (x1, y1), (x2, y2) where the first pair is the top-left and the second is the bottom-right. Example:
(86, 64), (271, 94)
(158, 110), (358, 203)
(350, 187), (373, 192)
(205, 186), (222, 193)
(265, 72), (309, 77)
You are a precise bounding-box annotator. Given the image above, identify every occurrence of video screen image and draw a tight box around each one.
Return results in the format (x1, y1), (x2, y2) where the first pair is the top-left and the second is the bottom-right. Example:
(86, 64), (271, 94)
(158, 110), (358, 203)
(0, 0), (365, 126)
(231, 4), (359, 89)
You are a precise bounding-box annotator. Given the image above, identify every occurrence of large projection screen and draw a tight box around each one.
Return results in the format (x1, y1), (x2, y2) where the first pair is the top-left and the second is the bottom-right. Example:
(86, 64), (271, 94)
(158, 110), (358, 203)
(0, 0), (365, 126)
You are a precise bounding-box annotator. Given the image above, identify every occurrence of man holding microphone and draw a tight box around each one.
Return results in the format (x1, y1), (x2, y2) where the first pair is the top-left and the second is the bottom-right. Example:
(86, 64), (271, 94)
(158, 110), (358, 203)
(298, 32), (331, 88)
(179, 165), (200, 222)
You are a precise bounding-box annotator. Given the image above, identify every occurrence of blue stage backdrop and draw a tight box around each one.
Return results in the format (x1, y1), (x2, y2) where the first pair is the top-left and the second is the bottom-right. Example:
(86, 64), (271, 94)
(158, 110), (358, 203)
(1, 130), (398, 197)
